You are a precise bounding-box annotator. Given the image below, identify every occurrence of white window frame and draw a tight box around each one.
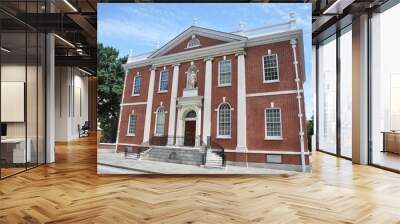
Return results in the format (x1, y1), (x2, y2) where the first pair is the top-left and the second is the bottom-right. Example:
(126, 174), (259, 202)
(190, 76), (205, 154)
(126, 113), (137, 136)
(264, 108), (283, 140)
(154, 106), (166, 136)
(216, 102), (232, 139)
(132, 74), (141, 96)
(262, 54), (280, 83)
(186, 37), (201, 49)
(218, 59), (232, 87)
(158, 70), (169, 93)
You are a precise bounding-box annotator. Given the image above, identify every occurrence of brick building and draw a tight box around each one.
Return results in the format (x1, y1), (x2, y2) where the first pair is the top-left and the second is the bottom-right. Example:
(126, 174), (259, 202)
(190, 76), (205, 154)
(117, 16), (310, 172)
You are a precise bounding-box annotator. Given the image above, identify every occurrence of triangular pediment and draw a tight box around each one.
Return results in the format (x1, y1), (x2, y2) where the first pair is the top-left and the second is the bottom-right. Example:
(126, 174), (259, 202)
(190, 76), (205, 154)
(149, 26), (247, 58)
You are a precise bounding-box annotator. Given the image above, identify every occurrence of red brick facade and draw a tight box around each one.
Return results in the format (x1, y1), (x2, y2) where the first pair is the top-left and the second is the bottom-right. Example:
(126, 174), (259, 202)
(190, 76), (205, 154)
(117, 27), (309, 170)
(163, 35), (227, 56)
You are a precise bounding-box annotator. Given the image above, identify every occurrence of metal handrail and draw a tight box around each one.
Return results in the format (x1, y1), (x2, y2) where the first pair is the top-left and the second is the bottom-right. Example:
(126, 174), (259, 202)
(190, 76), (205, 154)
(209, 140), (226, 167)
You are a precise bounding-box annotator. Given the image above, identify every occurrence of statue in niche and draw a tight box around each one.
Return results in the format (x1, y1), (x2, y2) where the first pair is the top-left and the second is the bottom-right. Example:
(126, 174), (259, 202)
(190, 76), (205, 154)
(186, 62), (198, 89)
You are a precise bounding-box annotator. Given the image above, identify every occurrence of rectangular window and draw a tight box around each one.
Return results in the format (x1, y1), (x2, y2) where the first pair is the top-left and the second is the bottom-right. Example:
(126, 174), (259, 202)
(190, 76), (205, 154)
(265, 108), (282, 139)
(132, 75), (141, 95)
(218, 60), (231, 86)
(263, 54), (279, 82)
(159, 70), (169, 92)
(127, 114), (137, 135)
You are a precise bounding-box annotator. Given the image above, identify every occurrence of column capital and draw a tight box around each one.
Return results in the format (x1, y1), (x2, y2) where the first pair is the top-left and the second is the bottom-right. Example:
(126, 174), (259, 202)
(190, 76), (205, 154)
(235, 50), (246, 57)
(204, 57), (214, 62)
(290, 38), (297, 46)
(150, 65), (157, 71)
(173, 63), (180, 68)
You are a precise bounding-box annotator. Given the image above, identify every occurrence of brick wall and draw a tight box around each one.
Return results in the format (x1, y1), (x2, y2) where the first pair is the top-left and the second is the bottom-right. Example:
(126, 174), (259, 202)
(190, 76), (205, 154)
(118, 37), (308, 165)
(163, 35), (227, 56)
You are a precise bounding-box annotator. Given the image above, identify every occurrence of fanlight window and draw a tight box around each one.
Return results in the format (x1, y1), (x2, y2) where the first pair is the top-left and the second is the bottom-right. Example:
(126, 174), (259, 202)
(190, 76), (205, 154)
(187, 36), (200, 48)
(185, 110), (197, 118)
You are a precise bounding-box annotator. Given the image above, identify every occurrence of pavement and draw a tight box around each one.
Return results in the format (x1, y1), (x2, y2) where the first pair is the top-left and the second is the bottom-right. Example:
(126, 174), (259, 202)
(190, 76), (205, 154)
(97, 148), (297, 175)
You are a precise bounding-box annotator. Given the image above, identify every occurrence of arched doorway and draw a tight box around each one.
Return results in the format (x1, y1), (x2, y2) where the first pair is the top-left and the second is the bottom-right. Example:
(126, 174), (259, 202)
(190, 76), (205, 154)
(184, 110), (197, 146)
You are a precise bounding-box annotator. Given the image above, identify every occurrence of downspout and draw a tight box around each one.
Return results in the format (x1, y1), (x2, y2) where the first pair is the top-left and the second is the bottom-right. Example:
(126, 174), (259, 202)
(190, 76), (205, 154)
(290, 38), (306, 172)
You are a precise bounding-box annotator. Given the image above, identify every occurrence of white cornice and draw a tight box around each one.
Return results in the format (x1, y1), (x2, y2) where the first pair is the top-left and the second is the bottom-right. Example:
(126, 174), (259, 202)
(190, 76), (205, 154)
(246, 89), (303, 98)
(149, 26), (247, 58)
(124, 29), (303, 71)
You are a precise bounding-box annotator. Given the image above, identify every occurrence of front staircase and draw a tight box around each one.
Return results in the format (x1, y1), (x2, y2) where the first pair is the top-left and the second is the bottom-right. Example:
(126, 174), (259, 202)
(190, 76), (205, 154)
(203, 150), (224, 168)
(141, 146), (205, 166)
(124, 137), (226, 168)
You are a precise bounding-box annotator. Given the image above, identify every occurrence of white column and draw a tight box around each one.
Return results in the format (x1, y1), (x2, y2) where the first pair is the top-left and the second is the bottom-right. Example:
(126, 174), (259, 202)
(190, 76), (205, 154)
(196, 107), (202, 147)
(175, 107), (183, 146)
(115, 70), (128, 149)
(167, 64), (180, 145)
(290, 38), (306, 172)
(46, 32), (55, 163)
(143, 66), (156, 144)
(236, 51), (247, 151)
(352, 14), (369, 164)
(202, 57), (213, 144)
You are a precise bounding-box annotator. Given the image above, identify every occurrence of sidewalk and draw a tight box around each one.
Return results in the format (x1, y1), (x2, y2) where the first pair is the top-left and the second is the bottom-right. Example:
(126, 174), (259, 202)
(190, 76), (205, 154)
(97, 149), (297, 175)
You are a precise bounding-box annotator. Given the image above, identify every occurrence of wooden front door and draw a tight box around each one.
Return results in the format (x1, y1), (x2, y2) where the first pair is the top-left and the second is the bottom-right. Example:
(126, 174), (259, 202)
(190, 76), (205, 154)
(184, 120), (196, 146)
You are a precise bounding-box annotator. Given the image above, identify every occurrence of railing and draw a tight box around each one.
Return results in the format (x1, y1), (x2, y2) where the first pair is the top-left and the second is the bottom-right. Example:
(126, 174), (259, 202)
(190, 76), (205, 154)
(209, 140), (226, 167)
(123, 145), (151, 159)
(148, 135), (203, 148)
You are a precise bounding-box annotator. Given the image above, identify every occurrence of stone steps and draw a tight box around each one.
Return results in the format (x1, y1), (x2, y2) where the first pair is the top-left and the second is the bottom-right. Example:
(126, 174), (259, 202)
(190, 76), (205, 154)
(143, 147), (204, 166)
(204, 150), (224, 168)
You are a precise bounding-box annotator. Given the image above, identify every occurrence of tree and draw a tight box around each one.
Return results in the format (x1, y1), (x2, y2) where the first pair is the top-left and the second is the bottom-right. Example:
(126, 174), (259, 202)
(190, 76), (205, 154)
(97, 43), (127, 143)
(307, 115), (314, 152)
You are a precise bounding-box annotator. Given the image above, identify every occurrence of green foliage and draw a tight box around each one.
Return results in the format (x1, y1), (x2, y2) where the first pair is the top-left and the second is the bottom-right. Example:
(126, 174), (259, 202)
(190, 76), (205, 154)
(307, 115), (314, 136)
(307, 116), (314, 152)
(97, 43), (127, 143)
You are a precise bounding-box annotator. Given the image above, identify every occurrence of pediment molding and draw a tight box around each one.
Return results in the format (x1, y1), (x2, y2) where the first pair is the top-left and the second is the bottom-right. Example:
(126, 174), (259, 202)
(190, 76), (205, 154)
(149, 26), (247, 59)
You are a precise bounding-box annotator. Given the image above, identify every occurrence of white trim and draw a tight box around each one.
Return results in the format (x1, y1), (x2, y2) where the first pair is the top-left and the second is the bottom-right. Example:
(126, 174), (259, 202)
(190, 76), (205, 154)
(120, 102), (147, 106)
(123, 29), (303, 70)
(223, 149), (310, 155)
(262, 54), (280, 83)
(154, 105), (166, 136)
(132, 74), (142, 96)
(158, 69), (169, 92)
(143, 68), (156, 144)
(186, 35), (201, 49)
(116, 70), (129, 149)
(149, 26), (247, 58)
(236, 52), (247, 151)
(126, 113), (137, 136)
(167, 64), (180, 145)
(202, 58), (213, 144)
(218, 59), (232, 86)
(216, 136), (231, 139)
(264, 107), (283, 140)
(216, 102), (232, 138)
(264, 137), (283, 140)
(246, 89), (303, 97)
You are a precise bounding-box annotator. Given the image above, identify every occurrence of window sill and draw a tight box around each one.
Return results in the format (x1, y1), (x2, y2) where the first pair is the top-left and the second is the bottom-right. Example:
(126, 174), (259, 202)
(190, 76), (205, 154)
(263, 80), (280, 84)
(217, 136), (231, 139)
(217, 84), (232, 88)
(264, 137), (283, 141)
(126, 134), (136, 137)
(158, 90), (168, 94)
(131, 94), (140, 96)
(184, 45), (201, 50)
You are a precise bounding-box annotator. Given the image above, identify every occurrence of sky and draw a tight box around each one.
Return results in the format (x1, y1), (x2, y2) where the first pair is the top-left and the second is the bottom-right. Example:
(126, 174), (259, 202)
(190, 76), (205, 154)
(98, 3), (313, 119)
